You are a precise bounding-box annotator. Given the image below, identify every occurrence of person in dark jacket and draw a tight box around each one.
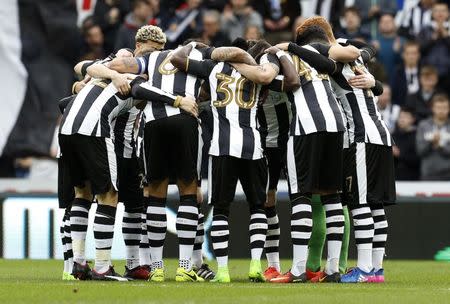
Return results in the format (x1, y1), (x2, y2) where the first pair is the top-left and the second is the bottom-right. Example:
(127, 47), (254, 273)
(198, 10), (230, 47)
(391, 40), (421, 106)
(406, 65), (440, 123)
(392, 106), (421, 180)
(114, 0), (154, 51)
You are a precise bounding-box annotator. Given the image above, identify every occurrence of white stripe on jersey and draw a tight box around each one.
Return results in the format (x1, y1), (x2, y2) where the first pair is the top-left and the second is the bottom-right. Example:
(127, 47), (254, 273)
(60, 83), (94, 135)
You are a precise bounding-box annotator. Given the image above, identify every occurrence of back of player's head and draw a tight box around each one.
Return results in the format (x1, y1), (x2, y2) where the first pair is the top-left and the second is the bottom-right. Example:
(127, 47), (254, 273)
(135, 25), (166, 47)
(231, 37), (249, 50)
(295, 25), (329, 45)
(296, 16), (335, 43)
(247, 39), (271, 60)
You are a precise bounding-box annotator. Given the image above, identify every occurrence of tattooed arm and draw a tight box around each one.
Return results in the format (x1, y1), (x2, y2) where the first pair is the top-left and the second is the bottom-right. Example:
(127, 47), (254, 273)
(211, 47), (257, 65)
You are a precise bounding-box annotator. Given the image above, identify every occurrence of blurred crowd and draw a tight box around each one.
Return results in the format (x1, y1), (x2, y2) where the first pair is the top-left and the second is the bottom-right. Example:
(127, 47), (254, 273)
(5, 0), (450, 181)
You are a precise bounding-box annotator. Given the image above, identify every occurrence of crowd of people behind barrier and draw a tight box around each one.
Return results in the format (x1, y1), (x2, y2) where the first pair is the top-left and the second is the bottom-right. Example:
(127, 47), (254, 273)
(4, 0), (450, 181)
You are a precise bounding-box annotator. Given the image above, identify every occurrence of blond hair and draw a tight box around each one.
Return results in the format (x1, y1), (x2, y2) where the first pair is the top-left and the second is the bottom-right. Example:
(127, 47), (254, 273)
(135, 25), (167, 45)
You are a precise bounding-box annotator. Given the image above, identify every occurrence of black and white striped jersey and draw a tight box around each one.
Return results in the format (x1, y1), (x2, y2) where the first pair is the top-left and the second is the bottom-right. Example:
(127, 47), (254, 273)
(135, 47), (213, 122)
(286, 44), (345, 136)
(257, 79), (292, 149)
(111, 107), (144, 159)
(59, 81), (136, 138)
(184, 55), (280, 160)
(330, 58), (392, 147)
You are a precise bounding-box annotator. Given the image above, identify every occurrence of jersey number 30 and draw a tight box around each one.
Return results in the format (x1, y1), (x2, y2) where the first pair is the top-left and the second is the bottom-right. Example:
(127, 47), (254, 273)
(214, 73), (257, 109)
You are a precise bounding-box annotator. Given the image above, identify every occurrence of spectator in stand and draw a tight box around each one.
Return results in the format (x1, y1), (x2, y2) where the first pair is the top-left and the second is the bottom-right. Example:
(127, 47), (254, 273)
(392, 106), (421, 180)
(391, 40), (421, 106)
(372, 13), (403, 83)
(221, 0), (263, 42)
(244, 24), (262, 40)
(199, 10), (230, 47)
(353, 0), (398, 37)
(336, 6), (371, 41)
(79, 22), (107, 61)
(299, 0), (344, 30)
(378, 83), (401, 133)
(398, 0), (434, 39)
(165, 0), (204, 48)
(93, 0), (131, 54)
(203, 0), (228, 11)
(416, 93), (450, 180)
(406, 65), (440, 122)
(251, 0), (301, 34)
(418, 2), (450, 91)
(114, 0), (154, 50)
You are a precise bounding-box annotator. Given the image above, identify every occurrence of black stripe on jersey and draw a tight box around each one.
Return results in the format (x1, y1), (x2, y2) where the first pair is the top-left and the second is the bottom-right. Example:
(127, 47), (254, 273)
(194, 78), (203, 98)
(100, 97), (119, 137)
(257, 106), (268, 149)
(113, 112), (129, 157)
(91, 121), (99, 136)
(365, 97), (389, 145)
(346, 92), (365, 142)
(322, 79), (344, 131)
(217, 107), (230, 155)
(239, 107), (255, 159)
(59, 97), (75, 133)
(275, 102), (290, 148)
(152, 51), (167, 89)
(302, 81), (326, 131)
(174, 67), (187, 96)
(71, 85), (103, 134)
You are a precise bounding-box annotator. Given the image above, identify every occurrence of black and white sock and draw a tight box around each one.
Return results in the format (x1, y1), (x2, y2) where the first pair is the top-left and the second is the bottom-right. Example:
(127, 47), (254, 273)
(146, 196), (167, 270)
(291, 195), (313, 276)
(265, 206), (280, 271)
(60, 212), (69, 273)
(211, 213), (229, 268)
(177, 195), (198, 270)
(192, 212), (205, 269)
(350, 205), (374, 273)
(122, 207), (142, 270)
(322, 194), (345, 275)
(64, 211), (73, 274)
(93, 204), (117, 273)
(139, 210), (151, 266)
(70, 198), (91, 265)
(249, 209), (267, 261)
(371, 205), (388, 271)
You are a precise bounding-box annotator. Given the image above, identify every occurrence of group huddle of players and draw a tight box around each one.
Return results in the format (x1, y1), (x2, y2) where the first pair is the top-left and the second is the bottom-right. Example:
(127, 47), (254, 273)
(57, 16), (395, 283)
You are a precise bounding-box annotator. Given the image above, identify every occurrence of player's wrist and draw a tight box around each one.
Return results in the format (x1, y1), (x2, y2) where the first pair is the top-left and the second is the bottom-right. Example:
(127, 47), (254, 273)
(71, 81), (79, 94)
(174, 95), (182, 108)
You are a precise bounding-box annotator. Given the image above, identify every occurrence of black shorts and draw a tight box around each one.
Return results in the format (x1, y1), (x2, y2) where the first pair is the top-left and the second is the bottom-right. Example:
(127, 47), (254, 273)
(286, 132), (343, 196)
(341, 142), (396, 207)
(57, 157), (75, 209)
(265, 147), (286, 191)
(208, 155), (267, 209)
(58, 134), (117, 195)
(143, 114), (198, 183)
(117, 156), (144, 209)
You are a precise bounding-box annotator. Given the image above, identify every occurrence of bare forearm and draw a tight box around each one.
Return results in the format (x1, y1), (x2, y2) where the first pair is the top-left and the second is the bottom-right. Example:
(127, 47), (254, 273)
(329, 44), (360, 63)
(279, 55), (300, 91)
(86, 63), (120, 80)
(212, 47), (256, 65)
(171, 44), (193, 72)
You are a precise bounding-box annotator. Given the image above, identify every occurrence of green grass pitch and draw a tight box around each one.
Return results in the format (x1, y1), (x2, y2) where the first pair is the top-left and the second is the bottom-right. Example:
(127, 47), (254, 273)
(0, 259), (449, 304)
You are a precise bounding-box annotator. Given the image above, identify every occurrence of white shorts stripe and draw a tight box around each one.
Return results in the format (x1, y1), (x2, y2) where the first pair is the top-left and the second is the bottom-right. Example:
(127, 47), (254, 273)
(105, 137), (118, 191)
(356, 143), (367, 205)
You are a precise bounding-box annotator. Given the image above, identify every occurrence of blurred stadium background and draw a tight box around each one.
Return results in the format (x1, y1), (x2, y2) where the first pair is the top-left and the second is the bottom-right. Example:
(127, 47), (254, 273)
(0, 0), (449, 262)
